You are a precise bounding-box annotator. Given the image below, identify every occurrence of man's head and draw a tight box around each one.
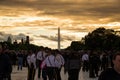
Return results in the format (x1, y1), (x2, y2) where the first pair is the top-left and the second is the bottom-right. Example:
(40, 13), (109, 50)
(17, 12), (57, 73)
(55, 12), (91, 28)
(112, 52), (120, 73)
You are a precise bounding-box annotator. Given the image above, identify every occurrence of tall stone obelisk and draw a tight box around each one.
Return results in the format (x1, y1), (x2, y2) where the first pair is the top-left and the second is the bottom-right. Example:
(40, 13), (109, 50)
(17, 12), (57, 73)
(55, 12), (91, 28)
(58, 27), (60, 51)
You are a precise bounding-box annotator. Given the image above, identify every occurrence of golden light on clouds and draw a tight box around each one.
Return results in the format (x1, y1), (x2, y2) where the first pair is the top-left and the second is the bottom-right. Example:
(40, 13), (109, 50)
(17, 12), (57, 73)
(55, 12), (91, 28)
(0, 0), (120, 49)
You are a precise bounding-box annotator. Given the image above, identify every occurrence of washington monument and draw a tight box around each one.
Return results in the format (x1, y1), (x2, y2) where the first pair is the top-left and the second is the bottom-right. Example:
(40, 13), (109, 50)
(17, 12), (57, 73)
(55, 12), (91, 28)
(58, 27), (60, 51)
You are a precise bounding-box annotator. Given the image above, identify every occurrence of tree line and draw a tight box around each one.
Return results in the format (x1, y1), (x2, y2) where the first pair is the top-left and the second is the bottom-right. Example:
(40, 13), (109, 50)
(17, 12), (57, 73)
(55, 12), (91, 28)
(67, 27), (120, 51)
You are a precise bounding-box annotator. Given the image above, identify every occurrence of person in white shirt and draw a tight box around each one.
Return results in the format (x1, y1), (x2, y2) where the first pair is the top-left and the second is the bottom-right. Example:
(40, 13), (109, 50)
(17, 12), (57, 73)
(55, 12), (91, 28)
(40, 49), (49, 80)
(54, 50), (65, 80)
(82, 52), (89, 72)
(41, 49), (59, 80)
(36, 47), (46, 79)
(27, 50), (36, 80)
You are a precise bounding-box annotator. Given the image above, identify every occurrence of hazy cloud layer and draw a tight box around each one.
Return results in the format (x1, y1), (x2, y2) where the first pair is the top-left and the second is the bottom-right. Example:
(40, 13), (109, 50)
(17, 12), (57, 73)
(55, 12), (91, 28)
(39, 34), (75, 42)
(0, 32), (29, 42)
(0, 0), (120, 48)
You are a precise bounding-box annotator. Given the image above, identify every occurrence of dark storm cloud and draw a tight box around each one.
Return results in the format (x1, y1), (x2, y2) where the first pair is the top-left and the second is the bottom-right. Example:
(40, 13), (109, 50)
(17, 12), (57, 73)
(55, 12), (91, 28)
(33, 0), (120, 19)
(1, 0), (119, 15)
(0, 0), (120, 24)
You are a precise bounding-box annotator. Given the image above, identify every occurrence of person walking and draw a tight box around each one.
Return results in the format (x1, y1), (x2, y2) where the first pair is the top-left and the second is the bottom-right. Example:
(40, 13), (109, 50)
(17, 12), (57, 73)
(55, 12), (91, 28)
(41, 49), (60, 80)
(65, 51), (81, 80)
(82, 52), (89, 72)
(54, 50), (65, 80)
(0, 44), (12, 80)
(100, 53), (109, 71)
(41, 49), (48, 80)
(89, 51), (100, 78)
(98, 51), (120, 80)
(27, 50), (36, 80)
(36, 47), (46, 79)
(17, 50), (24, 70)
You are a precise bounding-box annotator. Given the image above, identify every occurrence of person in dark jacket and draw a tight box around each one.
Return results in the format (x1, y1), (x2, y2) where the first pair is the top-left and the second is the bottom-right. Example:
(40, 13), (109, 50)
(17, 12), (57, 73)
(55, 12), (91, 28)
(65, 51), (81, 80)
(98, 51), (120, 80)
(100, 54), (109, 71)
(0, 44), (12, 80)
(89, 51), (100, 78)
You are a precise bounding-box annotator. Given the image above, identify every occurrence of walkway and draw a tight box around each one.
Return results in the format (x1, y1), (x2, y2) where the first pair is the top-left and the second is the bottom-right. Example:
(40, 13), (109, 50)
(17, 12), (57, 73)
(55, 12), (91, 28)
(11, 66), (98, 80)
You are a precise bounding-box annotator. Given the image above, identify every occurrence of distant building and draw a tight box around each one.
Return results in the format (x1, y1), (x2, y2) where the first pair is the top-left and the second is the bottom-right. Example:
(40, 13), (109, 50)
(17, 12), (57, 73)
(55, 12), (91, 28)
(21, 38), (24, 44)
(13, 40), (17, 45)
(26, 36), (30, 44)
(5, 35), (30, 45)
(7, 36), (12, 44)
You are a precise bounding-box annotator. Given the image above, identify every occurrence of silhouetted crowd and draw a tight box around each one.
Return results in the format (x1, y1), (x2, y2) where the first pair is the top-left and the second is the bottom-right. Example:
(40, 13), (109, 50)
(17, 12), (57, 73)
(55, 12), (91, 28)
(0, 43), (120, 80)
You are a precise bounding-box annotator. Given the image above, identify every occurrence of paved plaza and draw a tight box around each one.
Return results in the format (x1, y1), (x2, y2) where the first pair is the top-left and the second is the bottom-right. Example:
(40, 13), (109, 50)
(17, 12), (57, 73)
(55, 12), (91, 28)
(11, 66), (98, 80)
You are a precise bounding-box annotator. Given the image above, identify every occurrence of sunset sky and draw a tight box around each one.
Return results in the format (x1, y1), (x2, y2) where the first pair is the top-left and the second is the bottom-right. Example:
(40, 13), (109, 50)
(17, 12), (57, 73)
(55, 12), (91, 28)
(0, 0), (120, 49)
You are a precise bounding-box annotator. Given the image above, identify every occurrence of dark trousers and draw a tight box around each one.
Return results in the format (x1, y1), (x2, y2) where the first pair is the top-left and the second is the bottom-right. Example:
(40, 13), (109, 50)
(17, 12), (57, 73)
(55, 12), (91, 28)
(42, 68), (47, 80)
(27, 65), (36, 80)
(46, 67), (56, 80)
(89, 64), (99, 78)
(17, 58), (23, 70)
(82, 60), (89, 72)
(68, 69), (80, 80)
(37, 60), (42, 78)
(55, 68), (62, 80)
(101, 64), (106, 71)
